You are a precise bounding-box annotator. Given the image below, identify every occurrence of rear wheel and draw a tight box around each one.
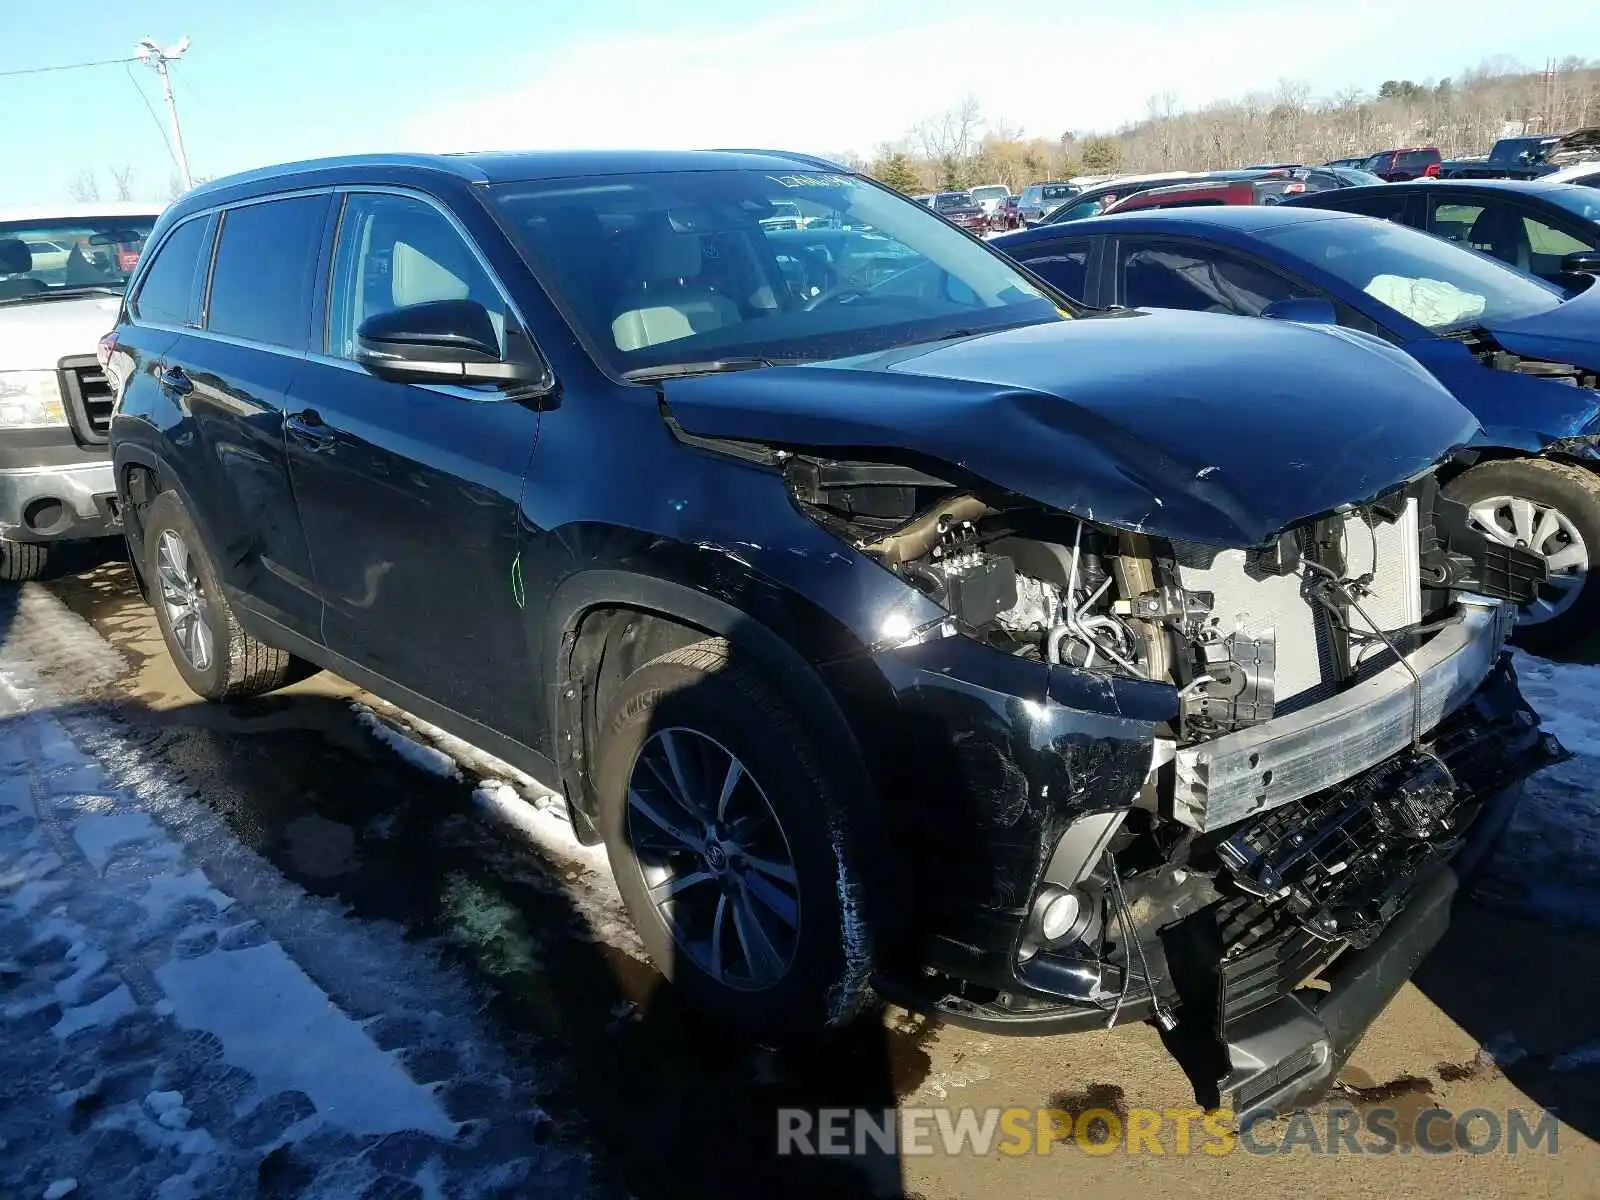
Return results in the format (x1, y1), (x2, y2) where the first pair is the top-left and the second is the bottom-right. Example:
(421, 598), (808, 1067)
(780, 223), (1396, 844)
(143, 490), (314, 699)
(0, 537), (48, 583)
(594, 638), (875, 1040)
(1445, 458), (1600, 656)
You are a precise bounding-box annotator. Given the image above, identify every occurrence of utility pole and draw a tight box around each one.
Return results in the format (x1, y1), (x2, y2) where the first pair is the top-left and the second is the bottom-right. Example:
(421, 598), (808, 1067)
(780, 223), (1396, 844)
(134, 36), (193, 191)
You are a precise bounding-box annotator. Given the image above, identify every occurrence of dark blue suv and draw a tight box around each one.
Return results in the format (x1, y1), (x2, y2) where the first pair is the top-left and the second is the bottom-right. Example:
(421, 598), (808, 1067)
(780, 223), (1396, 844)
(104, 151), (1561, 1119)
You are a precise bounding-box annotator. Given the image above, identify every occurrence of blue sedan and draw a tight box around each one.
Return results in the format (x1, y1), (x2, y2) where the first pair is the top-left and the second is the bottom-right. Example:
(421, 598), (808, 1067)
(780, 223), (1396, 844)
(993, 205), (1600, 650)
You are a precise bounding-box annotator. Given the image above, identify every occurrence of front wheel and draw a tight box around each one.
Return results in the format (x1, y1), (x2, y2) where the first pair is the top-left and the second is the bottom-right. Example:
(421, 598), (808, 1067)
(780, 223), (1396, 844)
(594, 638), (875, 1040)
(1445, 458), (1600, 656)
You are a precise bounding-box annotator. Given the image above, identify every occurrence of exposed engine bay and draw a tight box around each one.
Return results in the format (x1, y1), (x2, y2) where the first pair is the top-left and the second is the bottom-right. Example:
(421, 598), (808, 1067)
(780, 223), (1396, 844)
(786, 450), (1562, 1063)
(787, 453), (1544, 759)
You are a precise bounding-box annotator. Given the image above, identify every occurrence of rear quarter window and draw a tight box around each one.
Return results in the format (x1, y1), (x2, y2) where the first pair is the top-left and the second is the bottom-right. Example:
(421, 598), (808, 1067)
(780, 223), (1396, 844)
(131, 218), (208, 326)
(206, 195), (329, 349)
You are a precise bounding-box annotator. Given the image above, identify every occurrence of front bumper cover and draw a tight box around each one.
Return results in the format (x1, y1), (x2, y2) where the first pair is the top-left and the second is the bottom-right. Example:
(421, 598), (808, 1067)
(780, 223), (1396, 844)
(0, 461), (119, 542)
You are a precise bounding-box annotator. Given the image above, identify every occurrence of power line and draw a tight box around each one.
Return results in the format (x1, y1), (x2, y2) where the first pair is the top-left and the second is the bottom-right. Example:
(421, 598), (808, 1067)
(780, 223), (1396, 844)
(124, 62), (178, 171)
(0, 56), (136, 79)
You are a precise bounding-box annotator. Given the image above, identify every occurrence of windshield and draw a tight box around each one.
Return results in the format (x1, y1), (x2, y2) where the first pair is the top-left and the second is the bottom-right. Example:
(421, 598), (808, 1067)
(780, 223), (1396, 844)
(969, 185), (1008, 204)
(0, 216), (158, 305)
(1540, 186), (1600, 224)
(934, 192), (974, 211)
(488, 170), (1059, 376)
(1329, 167), (1386, 186)
(1263, 214), (1565, 330)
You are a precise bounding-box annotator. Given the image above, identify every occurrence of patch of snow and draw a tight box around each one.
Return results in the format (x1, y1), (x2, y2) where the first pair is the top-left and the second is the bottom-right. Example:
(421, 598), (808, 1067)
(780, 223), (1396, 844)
(71, 809), (163, 873)
(42, 1179), (77, 1200)
(155, 941), (457, 1139)
(352, 704), (462, 779)
(1481, 1030), (1527, 1068)
(1551, 1037), (1600, 1072)
(472, 780), (611, 873)
(145, 1089), (184, 1115)
(1513, 650), (1600, 758)
(51, 982), (135, 1040)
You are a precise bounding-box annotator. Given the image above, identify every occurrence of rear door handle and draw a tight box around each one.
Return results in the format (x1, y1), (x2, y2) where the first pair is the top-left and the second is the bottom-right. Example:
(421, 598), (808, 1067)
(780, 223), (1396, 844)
(158, 365), (193, 396)
(285, 408), (335, 449)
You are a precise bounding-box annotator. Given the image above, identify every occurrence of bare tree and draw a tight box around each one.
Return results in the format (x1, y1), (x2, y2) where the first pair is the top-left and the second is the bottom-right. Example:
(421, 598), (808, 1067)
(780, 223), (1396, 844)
(109, 164), (136, 202)
(67, 169), (102, 203)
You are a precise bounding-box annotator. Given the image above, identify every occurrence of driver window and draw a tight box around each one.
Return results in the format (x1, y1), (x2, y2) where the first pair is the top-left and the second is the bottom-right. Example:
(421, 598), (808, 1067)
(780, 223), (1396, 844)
(328, 193), (506, 360)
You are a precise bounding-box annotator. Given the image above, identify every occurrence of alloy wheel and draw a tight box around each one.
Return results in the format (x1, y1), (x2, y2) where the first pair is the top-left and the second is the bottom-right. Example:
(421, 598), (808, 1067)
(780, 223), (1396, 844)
(1466, 494), (1589, 626)
(625, 727), (801, 991)
(155, 529), (215, 670)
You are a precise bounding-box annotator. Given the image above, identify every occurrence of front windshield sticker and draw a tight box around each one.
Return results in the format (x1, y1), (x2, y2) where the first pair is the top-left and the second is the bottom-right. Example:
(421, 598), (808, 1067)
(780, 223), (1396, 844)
(766, 173), (857, 189)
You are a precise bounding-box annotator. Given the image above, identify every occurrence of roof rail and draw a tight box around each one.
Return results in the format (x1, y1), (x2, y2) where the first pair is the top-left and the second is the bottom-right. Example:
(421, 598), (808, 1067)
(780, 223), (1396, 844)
(706, 148), (852, 172)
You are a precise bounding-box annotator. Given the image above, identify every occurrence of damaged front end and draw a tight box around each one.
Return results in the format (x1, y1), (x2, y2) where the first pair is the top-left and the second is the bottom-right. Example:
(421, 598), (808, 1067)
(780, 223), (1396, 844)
(778, 444), (1567, 1119)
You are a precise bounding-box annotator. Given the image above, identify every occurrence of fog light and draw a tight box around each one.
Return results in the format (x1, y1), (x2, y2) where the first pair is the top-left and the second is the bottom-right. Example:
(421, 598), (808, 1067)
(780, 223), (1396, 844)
(1027, 885), (1097, 947)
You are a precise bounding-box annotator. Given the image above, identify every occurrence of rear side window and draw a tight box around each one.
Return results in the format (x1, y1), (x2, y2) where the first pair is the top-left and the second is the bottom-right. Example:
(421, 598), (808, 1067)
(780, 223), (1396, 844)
(1332, 192), (1412, 222)
(1399, 150), (1438, 171)
(132, 218), (207, 325)
(207, 195), (328, 349)
(1019, 239), (1091, 301)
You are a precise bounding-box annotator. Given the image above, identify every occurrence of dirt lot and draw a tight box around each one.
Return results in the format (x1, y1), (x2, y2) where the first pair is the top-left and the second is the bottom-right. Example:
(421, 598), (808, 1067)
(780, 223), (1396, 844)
(15, 547), (1600, 1199)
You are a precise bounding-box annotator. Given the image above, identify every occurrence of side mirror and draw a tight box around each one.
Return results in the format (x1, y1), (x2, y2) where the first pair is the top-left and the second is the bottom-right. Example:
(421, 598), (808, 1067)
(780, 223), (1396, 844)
(1261, 297), (1338, 325)
(1560, 250), (1600, 277)
(355, 299), (547, 388)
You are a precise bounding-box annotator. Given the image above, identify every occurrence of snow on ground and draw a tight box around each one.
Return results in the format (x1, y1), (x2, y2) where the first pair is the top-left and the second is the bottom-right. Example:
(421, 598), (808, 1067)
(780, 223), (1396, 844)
(349, 701), (645, 960)
(0, 585), (596, 1198)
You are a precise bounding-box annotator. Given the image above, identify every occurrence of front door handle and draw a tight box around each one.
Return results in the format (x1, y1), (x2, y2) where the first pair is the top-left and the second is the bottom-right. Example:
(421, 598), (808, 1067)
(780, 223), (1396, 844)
(285, 408), (335, 449)
(158, 365), (193, 396)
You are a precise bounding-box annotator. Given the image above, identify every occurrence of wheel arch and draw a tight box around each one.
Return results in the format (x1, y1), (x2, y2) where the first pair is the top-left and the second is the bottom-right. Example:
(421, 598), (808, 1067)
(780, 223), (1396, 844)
(543, 570), (886, 850)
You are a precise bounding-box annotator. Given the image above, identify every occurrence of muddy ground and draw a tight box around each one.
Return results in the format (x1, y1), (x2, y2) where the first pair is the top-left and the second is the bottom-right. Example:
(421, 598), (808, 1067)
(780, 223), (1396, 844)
(19, 544), (1600, 1199)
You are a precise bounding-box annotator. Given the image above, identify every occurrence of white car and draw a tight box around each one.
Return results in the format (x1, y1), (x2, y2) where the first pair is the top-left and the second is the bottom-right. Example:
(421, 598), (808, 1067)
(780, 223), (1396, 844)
(1543, 160), (1600, 188)
(0, 201), (163, 579)
(967, 183), (1010, 218)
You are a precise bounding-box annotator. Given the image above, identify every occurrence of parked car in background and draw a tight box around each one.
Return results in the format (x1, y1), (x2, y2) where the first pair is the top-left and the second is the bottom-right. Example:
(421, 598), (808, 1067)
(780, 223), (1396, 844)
(1322, 156), (1370, 169)
(996, 202), (1600, 649)
(912, 193), (934, 206)
(1285, 179), (1600, 284)
(107, 149), (1561, 1122)
(1439, 135), (1561, 180)
(0, 202), (160, 580)
(1359, 147), (1442, 181)
(968, 183), (1010, 220)
(1042, 169), (1292, 224)
(1319, 166), (1388, 187)
(931, 190), (988, 232)
(1544, 160), (1600, 188)
(991, 194), (1023, 231)
(1016, 180), (1077, 224)
(1104, 177), (1307, 213)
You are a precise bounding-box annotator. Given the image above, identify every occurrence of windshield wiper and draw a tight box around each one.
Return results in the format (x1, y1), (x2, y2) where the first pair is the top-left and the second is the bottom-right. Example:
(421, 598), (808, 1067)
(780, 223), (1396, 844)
(622, 357), (779, 382)
(0, 285), (123, 307)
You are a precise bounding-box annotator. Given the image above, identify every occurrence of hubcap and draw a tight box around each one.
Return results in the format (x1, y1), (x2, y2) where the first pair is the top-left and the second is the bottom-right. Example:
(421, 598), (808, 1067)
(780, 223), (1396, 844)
(625, 728), (800, 991)
(155, 529), (215, 670)
(1466, 494), (1589, 626)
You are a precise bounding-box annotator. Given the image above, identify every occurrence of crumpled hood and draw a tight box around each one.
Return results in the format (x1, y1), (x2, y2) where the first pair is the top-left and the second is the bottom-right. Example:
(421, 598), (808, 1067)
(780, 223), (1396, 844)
(663, 310), (1481, 547)
(1481, 282), (1600, 372)
(0, 293), (123, 371)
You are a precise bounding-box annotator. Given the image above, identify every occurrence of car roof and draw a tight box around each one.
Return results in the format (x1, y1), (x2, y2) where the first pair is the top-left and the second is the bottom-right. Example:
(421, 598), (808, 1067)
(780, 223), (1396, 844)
(0, 201), (166, 223)
(179, 148), (849, 202)
(1311, 177), (1585, 198)
(996, 201), (1361, 247)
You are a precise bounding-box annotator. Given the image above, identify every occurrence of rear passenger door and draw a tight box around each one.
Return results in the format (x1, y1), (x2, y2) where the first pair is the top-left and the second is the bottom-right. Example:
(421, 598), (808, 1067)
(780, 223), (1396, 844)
(283, 190), (544, 742)
(147, 193), (332, 641)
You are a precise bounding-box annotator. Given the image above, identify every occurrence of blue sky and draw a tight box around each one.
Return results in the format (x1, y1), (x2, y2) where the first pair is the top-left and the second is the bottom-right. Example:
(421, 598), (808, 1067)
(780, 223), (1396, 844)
(2, 0), (1594, 207)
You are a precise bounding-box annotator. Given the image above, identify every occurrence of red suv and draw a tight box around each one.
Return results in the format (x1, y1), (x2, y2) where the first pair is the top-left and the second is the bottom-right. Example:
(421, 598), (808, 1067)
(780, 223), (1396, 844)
(1358, 147), (1442, 181)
